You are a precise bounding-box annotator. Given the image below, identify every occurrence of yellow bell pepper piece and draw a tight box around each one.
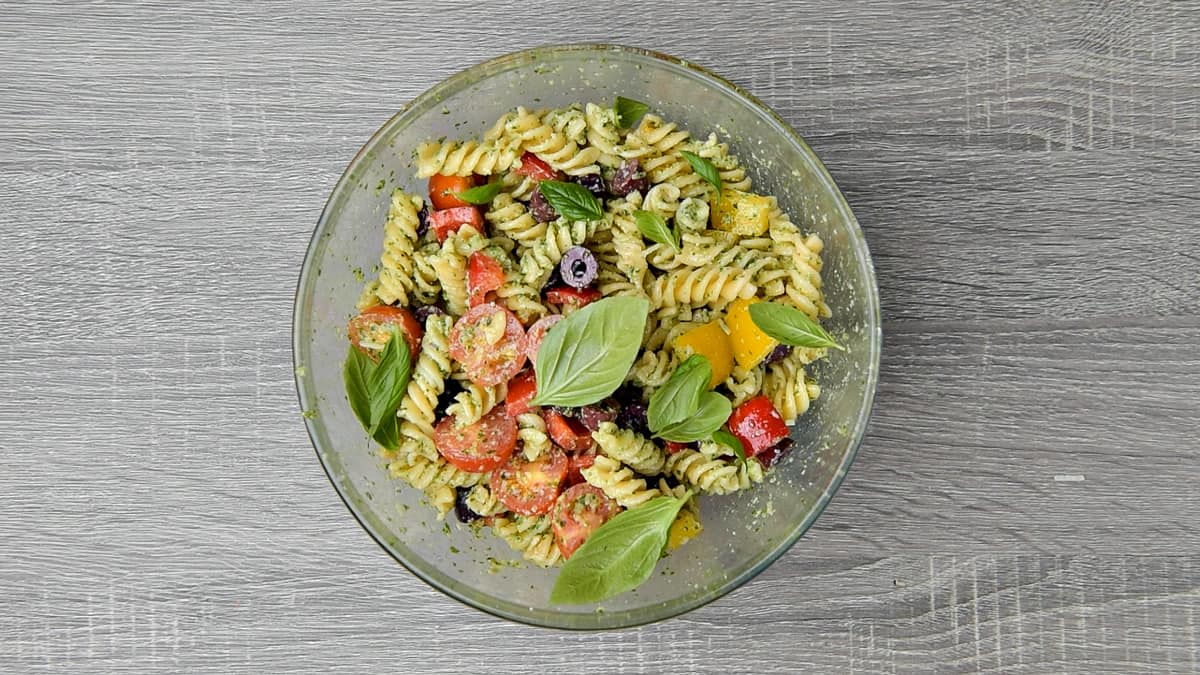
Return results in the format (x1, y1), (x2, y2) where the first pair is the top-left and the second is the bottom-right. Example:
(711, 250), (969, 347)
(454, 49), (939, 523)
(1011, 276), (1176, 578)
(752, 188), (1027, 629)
(710, 189), (772, 236)
(672, 320), (733, 389)
(725, 298), (779, 370)
(667, 509), (703, 551)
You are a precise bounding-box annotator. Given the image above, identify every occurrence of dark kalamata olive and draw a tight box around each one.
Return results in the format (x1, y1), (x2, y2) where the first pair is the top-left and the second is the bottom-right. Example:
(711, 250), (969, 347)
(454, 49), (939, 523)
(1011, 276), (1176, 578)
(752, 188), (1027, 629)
(529, 186), (558, 223)
(571, 173), (607, 199)
(764, 344), (793, 365)
(435, 377), (465, 420)
(413, 304), (446, 324)
(540, 264), (564, 293)
(615, 402), (649, 436)
(609, 159), (648, 197)
(756, 437), (796, 468)
(416, 203), (431, 238)
(558, 247), (598, 289)
(578, 399), (619, 432)
(454, 487), (480, 523)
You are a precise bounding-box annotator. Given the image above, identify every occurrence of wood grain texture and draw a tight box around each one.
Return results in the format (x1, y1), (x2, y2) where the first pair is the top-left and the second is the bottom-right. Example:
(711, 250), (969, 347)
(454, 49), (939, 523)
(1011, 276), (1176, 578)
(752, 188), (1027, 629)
(1, 0), (1198, 672)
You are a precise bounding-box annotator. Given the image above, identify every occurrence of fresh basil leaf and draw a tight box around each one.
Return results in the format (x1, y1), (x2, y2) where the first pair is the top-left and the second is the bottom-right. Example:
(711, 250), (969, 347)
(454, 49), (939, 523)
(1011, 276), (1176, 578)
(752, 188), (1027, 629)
(748, 301), (844, 351)
(454, 180), (504, 205)
(679, 150), (722, 196)
(371, 411), (401, 451)
(647, 355), (710, 434)
(344, 346), (374, 430)
(367, 333), (412, 435)
(550, 495), (686, 604)
(657, 391), (732, 443)
(633, 210), (679, 252)
(712, 429), (746, 461)
(613, 96), (649, 129)
(532, 296), (649, 407)
(538, 180), (603, 221)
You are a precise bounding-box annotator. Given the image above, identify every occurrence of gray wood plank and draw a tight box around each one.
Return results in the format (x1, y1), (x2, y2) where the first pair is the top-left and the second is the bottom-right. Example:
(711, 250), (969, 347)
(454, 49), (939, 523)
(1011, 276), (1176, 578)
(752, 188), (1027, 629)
(1, 0), (1198, 672)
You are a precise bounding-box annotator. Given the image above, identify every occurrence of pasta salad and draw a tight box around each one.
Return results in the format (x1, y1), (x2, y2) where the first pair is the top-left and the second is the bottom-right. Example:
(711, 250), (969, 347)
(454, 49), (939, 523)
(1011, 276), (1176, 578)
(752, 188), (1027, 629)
(342, 99), (840, 603)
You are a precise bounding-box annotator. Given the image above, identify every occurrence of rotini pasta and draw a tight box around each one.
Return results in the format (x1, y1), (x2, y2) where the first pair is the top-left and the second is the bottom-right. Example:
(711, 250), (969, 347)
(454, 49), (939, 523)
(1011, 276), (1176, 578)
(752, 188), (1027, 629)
(592, 421), (665, 475)
(490, 515), (562, 567)
(396, 314), (453, 462)
(377, 190), (422, 306)
(446, 381), (506, 426)
(517, 411), (550, 461)
(580, 455), (660, 509)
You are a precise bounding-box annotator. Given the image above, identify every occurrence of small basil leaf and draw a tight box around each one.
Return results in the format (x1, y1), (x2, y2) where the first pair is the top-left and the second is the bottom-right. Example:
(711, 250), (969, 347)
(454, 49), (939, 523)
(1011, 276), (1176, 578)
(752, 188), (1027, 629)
(454, 180), (504, 205)
(532, 296), (649, 407)
(657, 392), (732, 443)
(537, 180), (603, 221)
(712, 429), (746, 462)
(633, 210), (679, 252)
(343, 346), (374, 431)
(367, 333), (412, 435)
(371, 410), (401, 451)
(748, 301), (844, 351)
(550, 495), (686, 604)
(679, 150), (722, 196)
(613, 96), (649, 129)
(647, 355), (710, 434)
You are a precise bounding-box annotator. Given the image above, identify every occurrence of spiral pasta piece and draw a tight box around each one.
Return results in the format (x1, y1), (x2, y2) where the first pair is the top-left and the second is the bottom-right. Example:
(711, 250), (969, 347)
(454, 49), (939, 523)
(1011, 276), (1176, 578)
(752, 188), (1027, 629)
(581, 455), (660, 509)
(377, 190), (422, 305)
(627, 348), (679, 389)
(516, 110), (600, 177)
(648, 265), (757, 311)
(388, 453), (482, 518)
(486, 192), (547, 248)
(724, 366), (765, 407)
(464, 484), (506, 517)
(356, 279), (382, 310)
(495, 270), (548, 324)
(608, 195), (648, 283)
(764, 351), (822, 424)
(519, 219), (597, 286)
(447, 381), (506, 426)
(642, 183), (681, 220)
(665, 449), (740, 495)
(432, 226), (486, 316)
(491, 515), (562, 567)
(584, 102), (623, 166)
(690, 133), (753, 193)
(415, 139), (520, 178)
(396, 314), (453, 461)
(592, 422), (665, 475)
(517, 411), (550, 461)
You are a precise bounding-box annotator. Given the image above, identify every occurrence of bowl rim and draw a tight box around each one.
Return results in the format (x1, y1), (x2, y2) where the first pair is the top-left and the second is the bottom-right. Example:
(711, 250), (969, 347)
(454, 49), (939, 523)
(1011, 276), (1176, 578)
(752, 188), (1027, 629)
(293, 42), (881, 630)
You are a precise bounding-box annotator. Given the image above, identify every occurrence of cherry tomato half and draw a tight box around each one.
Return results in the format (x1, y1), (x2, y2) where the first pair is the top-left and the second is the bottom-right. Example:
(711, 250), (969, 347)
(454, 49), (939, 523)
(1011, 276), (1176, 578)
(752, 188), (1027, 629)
(728, 395), (789, 457)
(489, 445), (568, 516)
(428, 173), (477, 210)
(449, 303), (527, 386)
(505, 370), (538, 417)
(552, 483), (620, 559)
(467, 251), (505, 307)
(429, 206), (484, 243)
(524, 314), (564, 362)
(347, 305), (422, 359)
(511, 152), (559, 182)
(434, 408), (517, 473)
(545, 286), (602, 307)
(543, 409), (593, 452)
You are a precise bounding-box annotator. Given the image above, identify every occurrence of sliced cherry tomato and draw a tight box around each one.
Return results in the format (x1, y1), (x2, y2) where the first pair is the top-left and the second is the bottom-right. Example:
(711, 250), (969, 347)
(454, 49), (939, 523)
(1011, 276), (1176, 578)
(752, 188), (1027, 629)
(664, 441), (691, 455)
(489, 446), (568, 516)
(505, 370), (538, 417)
(347, 305), (422, 359)
(545, 286), (602, 307)
(728, 395), (789, 457)
(449, 303), (527, 386)
(544, 409), (593, 452)
(428, 206), (484, 243)
(511, 152), (559, 181)
(429, 173), (477, 210)
(467, 251), (505, 307)
(564, 446), (597, 487)
(552, 483), (620, 559)
(524, 315), (564, 361)
(434, 408), (518, 473)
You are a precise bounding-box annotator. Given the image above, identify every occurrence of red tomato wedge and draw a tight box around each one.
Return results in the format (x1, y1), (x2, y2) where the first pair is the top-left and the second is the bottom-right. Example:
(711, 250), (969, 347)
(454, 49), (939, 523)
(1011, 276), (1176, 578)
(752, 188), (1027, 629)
(664, 441), (691, 455)
(449, 303), (527, 386)
(489, 446), (568, 516)
(429, 206), (484, 243)
(428, 173), (477, 210)
(564, 446), (597, 487)
(347, 305), (422, 359)
(545, 286), (602, 307)
(511, 152), (559, 181)
(434, 408), (518, 473)
(552, 483), (620, 559)
(524, 315), (563, 362)
(544, 409), (593, 452)
(728, 395), (789, 457)
(467, 251), (505, 307)
(505, 370), (538, 417)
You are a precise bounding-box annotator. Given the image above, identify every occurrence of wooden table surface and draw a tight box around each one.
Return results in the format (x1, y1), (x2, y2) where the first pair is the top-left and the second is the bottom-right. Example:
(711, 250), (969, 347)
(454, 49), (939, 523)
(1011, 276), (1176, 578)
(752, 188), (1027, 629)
(3, 1), (1198, 672)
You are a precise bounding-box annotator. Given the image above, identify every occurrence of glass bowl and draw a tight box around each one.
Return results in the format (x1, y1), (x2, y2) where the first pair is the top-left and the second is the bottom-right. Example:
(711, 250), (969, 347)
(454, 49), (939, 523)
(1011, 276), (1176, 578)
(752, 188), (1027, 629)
(293, 44), (880, 629)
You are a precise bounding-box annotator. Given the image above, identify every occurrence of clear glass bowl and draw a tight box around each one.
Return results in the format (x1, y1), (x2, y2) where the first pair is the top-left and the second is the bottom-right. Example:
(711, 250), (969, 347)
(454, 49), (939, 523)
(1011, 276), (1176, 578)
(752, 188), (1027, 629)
(293, 44), (880, 629)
